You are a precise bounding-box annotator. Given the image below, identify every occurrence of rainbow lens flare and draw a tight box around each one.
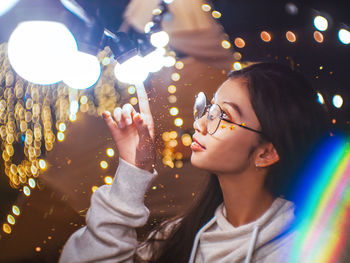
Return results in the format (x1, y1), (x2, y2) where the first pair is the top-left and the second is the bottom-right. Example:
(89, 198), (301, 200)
(289, 134), (350, 263)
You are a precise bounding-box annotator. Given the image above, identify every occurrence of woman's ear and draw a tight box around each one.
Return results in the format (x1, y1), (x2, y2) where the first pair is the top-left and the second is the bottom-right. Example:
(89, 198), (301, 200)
(254, 142), (280, 168)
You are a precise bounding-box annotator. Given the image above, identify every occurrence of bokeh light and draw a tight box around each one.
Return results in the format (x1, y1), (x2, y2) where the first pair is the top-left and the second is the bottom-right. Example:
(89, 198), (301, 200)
(201, 4), (211, 12)
(286, 31), (296, 42)
(234, 37), (245, 48)
(175, 61), (184, 70)
(313, 31), (324, 43)
(58, 122), (66, 132)
(314, 16), (328, 31)
(39, 159), (47, 169)
(3, 223), (11, 234)
(80, 95), (88, 104)
(57, 132), (65, 142)
(332, 94), (343, 108)
(317, 92), (325, 104)
(104, 176), (113, 185)
(170, 107), (179, 116)
(23, 186), (31, 196)
(212, 10), (222, 19)
(12, 205), (20, 216)
(168, 95), (177, 103)
(100, 161), (108, 169)
(28, 178), (36, 188)
(221, 40), (231, 49)
(171, 73), (180, 82)
(174, 118), (183, 127)
(260, 31), (272, 42)
(114, 56), (149, 84)
(130, 97), (138, 105)
(92, 186), (98, 193)
(128, 86), (136, 94)
(7, 214), (15, 225)
(168, 85), (177, 93)
(233, 61), (242, 71)
(338, 28), (350, 44)
(106, 148), (115, 157)
(181, 133), (192, 146)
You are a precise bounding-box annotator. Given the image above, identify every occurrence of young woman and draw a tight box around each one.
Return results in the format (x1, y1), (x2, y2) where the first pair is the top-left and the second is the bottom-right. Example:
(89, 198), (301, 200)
(59, 62), (329, 263)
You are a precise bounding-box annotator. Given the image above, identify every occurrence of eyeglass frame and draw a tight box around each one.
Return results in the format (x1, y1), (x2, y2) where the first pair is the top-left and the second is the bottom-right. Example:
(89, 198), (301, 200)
(194, 92), (268, 138)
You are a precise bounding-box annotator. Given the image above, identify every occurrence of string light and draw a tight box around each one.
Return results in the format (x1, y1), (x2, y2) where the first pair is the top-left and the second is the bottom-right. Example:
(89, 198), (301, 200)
(260, 31), (272, 42)
(100, 161), (108, 169)
(201, 4), (211, 12)
(106, 148), (115, 157)
(174, 118), (183, 127)
(286, 31), (297, 42)
(168, 85), (177, 93)
(104, 176), (113, 185)
(171, 73), (180, 82)
(234, 37), (246, 48)
(313, 31), (324, 43)
(169, 107), (179, 116)
(221, 40), (231, 49)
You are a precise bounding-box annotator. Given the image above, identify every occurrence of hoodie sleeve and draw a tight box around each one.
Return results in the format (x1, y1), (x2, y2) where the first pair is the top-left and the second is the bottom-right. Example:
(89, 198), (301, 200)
(59, 158), (157, 263)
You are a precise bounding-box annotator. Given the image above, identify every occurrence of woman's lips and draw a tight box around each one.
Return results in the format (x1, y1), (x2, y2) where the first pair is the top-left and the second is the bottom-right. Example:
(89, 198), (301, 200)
(191, 138), (206, 151)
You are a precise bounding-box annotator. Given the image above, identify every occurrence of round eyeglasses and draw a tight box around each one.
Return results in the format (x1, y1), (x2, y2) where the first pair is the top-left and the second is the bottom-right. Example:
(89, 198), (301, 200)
(193, 92), (267, 137)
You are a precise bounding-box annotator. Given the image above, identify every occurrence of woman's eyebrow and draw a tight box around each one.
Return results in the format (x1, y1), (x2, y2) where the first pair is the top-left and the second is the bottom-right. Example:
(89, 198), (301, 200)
(223, 101), (243, 117)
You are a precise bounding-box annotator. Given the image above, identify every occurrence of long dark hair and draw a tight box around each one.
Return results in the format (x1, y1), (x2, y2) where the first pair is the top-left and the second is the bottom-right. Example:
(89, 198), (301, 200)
(144, 62), (330, 263)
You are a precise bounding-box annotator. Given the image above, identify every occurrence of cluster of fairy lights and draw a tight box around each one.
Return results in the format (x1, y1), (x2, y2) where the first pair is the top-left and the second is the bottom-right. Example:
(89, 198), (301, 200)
(0, 43), (124, 236)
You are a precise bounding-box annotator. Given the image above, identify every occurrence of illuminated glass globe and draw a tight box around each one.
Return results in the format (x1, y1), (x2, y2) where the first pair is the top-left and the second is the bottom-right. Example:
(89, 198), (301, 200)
(8, 21), (78, 85)
(114, 56), (149, 84)
(150, 31), (170, 48)
(62, 51), (101, 89)
(143, 48), (166, 73)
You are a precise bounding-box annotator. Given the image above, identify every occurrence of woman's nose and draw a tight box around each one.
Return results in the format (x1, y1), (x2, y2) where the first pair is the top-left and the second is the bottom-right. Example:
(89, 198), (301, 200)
(193, 115), (207, 135)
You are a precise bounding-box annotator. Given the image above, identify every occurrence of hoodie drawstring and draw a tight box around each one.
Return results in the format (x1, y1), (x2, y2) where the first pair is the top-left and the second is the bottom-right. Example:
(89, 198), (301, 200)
(188, 216), (217, 263)
(244, 225), (260, 263)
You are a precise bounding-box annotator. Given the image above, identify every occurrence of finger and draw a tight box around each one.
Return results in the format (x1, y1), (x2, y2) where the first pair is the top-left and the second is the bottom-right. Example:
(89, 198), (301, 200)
(122, 103), (134, 126)
(103, 111), (118, 132)
(113, 107), (124, 129)
(135, 83), (152, 117)
(133, 113), (153, 142)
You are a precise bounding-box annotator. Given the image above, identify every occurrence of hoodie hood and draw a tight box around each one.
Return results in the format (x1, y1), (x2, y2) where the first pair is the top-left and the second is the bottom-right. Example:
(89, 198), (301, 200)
(189, 197), (295, 263)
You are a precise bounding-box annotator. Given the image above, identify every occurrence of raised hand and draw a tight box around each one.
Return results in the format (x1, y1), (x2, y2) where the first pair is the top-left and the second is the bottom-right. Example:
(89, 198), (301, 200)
(102, 84), (155, 172)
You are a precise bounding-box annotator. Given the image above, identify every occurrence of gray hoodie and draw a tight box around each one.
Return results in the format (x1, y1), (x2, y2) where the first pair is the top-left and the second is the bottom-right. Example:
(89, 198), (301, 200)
(59, 158), (295, 263)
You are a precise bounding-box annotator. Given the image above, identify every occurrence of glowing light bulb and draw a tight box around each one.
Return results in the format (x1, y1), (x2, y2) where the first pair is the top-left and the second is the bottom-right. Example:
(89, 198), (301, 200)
(69, 100), (79, 115)
(150, 31), (170, 48)
(314, 16), (328, 31)
(338, 29), (350, 44)
(114, 56), (149, 84)
(62, 51), (101, 90)
(8, 21), (77, 85)
(221, 40), (231, 49)
(143, 48), (165, 73)
(168, 85), (176, 93)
